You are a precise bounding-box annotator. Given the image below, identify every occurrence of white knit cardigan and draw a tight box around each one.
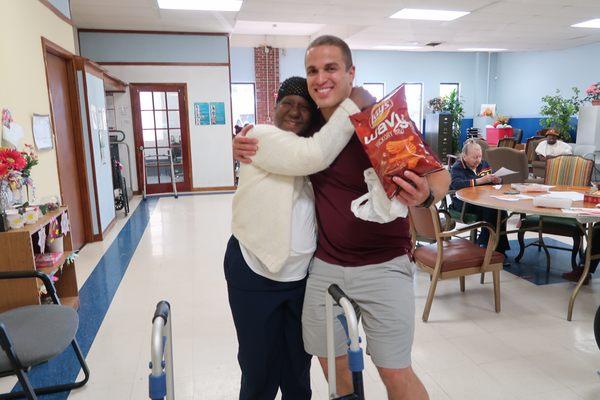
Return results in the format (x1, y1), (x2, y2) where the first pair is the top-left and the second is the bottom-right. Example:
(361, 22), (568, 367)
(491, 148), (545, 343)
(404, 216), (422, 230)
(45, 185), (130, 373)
(232, 98), (360, 273)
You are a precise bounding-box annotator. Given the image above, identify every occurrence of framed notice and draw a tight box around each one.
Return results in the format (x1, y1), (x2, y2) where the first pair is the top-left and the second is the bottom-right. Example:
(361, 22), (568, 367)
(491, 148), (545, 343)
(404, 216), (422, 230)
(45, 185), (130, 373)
(32, 114), (53, 150)
(194, 102), (225, 125)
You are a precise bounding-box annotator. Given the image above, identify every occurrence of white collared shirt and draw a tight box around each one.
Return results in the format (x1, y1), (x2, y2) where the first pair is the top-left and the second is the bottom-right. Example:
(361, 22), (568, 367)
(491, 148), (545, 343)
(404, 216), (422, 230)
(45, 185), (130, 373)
(535, 140), (572, 158)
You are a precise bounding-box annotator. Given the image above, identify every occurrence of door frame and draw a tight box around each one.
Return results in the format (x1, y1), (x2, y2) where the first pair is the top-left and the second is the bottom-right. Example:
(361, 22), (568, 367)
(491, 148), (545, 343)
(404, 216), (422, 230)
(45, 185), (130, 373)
(130, 83), (193, 194)
(41, 37), (94, 244)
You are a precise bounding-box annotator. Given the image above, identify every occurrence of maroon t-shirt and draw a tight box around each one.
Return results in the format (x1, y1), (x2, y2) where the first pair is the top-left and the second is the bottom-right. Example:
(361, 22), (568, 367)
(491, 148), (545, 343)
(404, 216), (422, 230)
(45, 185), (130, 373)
(309, 135), (412, 267)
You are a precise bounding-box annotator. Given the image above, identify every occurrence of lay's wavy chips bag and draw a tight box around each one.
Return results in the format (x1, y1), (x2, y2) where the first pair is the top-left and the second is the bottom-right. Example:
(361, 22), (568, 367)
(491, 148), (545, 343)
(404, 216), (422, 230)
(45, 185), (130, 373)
(350, 84), (443, 198)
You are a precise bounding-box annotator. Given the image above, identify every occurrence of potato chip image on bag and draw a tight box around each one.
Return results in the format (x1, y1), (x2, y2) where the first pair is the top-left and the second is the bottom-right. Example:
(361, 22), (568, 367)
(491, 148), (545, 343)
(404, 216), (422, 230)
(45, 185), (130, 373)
(350, 84), (443, 198)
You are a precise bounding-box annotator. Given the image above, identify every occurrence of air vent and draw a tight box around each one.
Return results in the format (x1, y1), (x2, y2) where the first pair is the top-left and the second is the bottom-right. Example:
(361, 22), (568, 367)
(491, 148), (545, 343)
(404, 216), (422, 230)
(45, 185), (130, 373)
(425, 42), (442, 47)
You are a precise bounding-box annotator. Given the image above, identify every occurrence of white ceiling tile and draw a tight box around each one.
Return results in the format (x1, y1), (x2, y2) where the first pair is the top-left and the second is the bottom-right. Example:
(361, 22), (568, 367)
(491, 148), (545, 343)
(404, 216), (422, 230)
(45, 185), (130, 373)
(70, 0), (600, 51)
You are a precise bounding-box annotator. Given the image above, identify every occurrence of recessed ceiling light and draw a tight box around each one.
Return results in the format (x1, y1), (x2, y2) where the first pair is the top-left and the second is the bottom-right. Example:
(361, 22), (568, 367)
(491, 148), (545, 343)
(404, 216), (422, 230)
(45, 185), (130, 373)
(157, 0), (243, 12)
(459, 48), (507, 52)
(572, 18), (600, 28)
(374, 45), (422, 50)
(390, 8), (470, 21)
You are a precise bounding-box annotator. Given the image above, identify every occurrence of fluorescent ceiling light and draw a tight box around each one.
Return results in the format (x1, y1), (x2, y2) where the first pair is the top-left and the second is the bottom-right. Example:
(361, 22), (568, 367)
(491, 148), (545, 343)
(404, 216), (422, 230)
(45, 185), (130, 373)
(572, 19), (600, 28)
(459, 48), (507, 52)
(157, 0), (243, 12)
(390, 8), (469, 21)
(374, 45), (422, 50)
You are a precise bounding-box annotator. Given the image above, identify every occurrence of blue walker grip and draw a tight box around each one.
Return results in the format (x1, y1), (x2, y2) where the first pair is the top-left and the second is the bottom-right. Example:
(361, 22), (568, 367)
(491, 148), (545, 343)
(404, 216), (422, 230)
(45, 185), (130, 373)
(347, 348), (364, 372)
(149, 372), (166, 399)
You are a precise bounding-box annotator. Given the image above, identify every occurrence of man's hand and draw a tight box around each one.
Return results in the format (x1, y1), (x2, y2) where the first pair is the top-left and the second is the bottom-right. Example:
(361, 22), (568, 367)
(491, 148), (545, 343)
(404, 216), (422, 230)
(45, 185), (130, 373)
(392, 171), (430, 206)
(350, 87), (377, 110)
(490, 175), (502, 184)
(233, 124), (258, 164)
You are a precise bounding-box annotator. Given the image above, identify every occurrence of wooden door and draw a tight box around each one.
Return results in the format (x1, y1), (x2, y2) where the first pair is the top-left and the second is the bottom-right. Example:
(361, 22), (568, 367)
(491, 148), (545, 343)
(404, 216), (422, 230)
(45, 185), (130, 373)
(131, 84), (192, 194)
(45, 51), (88, 249)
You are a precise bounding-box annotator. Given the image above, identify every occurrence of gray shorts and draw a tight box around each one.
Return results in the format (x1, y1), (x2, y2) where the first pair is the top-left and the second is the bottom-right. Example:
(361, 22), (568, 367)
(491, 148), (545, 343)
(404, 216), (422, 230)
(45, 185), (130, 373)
(301, 255), (415, 369)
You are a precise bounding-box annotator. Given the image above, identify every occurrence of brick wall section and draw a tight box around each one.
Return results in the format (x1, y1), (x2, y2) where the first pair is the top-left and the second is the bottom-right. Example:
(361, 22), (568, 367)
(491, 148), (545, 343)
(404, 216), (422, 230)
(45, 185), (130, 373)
(254, 46), (280, 124)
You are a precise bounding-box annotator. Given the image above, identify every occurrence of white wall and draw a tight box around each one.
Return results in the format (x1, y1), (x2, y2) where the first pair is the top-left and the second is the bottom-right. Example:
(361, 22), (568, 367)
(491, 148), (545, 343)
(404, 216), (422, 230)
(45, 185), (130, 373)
(106, 65), (234, 190)
(492, 42), (600, 117)
(277, 48), (486, 117)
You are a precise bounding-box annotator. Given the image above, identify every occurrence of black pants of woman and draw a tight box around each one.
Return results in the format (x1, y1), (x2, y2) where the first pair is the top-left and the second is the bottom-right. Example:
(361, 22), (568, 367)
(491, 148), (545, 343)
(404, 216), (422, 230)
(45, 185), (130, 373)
(224, 236), (312, 400)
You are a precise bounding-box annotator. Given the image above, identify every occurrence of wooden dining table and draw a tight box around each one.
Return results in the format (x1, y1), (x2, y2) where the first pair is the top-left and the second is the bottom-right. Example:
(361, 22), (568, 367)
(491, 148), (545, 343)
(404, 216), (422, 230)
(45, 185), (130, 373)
(456, 184), (600, 321)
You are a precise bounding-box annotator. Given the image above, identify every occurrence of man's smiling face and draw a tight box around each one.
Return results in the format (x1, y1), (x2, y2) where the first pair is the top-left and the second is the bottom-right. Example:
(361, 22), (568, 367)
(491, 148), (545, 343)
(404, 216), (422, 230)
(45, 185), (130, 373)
(305, 45), (355, 118)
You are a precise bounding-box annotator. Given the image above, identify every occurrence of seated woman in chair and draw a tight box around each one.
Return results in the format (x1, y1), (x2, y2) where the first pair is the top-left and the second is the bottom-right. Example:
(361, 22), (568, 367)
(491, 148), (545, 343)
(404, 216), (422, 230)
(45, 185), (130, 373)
(449, 139), (510, 253)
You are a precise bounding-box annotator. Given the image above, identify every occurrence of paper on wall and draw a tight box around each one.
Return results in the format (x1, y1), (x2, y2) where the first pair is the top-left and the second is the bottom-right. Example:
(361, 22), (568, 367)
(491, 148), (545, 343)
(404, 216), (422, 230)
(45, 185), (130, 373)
(32, 114), (53, 150)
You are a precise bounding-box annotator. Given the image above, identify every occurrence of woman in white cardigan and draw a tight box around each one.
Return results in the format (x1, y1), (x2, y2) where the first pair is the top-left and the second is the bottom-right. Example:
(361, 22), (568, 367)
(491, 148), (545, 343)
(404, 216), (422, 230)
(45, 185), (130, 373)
(224, 77), (373, 400)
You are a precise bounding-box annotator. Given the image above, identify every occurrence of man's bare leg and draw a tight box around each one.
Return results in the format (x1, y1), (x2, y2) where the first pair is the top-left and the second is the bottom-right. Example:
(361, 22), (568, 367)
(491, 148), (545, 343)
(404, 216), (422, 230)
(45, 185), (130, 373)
(318, 355), (353, 396)
(378, 366), (429, 400)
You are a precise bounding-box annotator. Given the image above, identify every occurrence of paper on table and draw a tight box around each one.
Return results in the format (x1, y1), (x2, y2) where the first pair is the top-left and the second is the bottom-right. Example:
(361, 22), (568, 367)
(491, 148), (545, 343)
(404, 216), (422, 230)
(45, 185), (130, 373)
(540, 192), (584, 201)
(491, 194), (533, 201)
(493, 185), (502, 190)
(492, 167), (518, 178)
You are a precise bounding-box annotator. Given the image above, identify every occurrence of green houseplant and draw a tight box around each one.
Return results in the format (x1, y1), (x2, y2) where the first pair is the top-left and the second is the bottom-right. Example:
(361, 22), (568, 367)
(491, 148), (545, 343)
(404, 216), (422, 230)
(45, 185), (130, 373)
(540, 88), (582, 142)
(443, 89), (464, 154)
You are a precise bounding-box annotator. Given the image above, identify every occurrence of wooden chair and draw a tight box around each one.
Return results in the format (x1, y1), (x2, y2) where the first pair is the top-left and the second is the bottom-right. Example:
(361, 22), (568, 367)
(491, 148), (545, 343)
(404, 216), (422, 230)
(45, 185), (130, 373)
(475, 138), (490, 162)
(516, 155), (594, 270)
(409, 205), (504, 322)
(497, 137), (517, 148)
(486, 147), (528, 184)
(525, 136), (546, 179)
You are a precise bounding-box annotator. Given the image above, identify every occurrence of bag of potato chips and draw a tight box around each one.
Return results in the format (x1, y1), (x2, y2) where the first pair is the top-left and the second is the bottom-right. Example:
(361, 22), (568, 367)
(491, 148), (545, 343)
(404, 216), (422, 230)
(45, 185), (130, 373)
(350, 84), (443, 198)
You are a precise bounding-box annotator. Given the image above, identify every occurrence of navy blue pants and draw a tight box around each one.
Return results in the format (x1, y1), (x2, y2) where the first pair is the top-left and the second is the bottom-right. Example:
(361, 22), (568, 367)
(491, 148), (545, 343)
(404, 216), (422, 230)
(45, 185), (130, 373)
(224, 236), (312, 400)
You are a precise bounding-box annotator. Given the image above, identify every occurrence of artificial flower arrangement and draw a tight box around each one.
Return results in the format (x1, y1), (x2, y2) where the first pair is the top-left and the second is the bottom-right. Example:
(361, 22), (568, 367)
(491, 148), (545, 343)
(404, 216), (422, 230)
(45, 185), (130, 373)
(584, 82), (600, 104)
(0, 144), (39, 202)
(492, 115), (511, 128)
(427, 97), (445, 113)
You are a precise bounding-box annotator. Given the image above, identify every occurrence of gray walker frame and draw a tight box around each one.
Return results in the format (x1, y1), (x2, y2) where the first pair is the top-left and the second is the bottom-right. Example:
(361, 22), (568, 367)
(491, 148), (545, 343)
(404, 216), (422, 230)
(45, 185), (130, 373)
(326, 284), (365, 400)
(149, 301), (175, 400)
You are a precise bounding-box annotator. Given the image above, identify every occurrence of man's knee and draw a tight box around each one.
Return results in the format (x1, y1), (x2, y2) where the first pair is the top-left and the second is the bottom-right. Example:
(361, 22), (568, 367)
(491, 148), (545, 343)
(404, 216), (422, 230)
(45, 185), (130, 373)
(378, 366), (416, 388)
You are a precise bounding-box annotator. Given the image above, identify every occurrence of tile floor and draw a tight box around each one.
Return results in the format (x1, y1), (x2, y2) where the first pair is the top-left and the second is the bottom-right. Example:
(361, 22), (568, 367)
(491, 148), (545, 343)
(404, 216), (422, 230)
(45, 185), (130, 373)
(1, 193), (600, 399)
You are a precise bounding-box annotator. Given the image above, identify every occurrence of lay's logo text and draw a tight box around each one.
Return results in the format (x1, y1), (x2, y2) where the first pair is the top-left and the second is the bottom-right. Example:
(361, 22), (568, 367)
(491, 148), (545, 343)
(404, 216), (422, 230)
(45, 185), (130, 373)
(369, 100), (393, 128)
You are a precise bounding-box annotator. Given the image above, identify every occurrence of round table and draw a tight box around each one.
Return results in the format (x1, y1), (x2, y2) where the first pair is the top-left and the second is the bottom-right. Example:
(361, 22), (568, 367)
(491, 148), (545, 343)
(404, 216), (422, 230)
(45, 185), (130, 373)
(456, 184), (600, 321)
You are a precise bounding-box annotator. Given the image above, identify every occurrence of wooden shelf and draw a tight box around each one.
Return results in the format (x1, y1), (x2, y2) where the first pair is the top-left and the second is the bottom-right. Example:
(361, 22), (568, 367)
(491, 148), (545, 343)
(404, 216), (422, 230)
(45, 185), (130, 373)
(0, 206), (79, 313)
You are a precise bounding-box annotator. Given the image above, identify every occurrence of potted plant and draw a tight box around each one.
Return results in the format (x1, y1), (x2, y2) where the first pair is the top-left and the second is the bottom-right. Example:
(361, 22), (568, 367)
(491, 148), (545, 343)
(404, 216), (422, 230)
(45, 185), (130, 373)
(443, 89), (464, 154)
(539, 88), (582, 142)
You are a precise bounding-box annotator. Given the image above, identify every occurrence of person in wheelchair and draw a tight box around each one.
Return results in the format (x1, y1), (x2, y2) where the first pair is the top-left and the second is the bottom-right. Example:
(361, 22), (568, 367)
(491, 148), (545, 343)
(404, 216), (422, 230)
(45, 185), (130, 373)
(450, 139), (510, 254)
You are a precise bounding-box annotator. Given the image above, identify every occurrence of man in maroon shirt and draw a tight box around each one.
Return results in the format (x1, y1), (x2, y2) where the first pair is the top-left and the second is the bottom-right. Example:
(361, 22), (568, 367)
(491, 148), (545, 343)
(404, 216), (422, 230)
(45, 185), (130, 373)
(235, 36), (450, 400)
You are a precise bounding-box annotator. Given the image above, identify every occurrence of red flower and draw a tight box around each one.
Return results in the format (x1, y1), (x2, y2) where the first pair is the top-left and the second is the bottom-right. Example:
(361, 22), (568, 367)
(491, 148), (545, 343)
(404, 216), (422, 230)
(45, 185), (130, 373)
(0, 162), (8, 179)
(0, 148), (27, 171)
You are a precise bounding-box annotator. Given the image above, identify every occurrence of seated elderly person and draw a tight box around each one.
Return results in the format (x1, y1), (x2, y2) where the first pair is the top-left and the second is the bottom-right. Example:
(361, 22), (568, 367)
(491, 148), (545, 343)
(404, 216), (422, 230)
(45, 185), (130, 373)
(450, 139), (510, 253)
(535, 128), (572, 161)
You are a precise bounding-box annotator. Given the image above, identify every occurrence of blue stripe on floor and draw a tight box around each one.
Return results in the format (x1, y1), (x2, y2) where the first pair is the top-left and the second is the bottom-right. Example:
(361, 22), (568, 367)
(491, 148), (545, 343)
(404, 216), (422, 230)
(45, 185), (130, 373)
(11, 198), (158, 399)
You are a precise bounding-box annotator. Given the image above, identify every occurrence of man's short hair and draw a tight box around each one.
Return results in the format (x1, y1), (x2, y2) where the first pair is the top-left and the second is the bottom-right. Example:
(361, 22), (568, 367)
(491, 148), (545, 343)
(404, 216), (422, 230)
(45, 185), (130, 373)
(462, 139), (481, 156)
(306, 35), (353, 70)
